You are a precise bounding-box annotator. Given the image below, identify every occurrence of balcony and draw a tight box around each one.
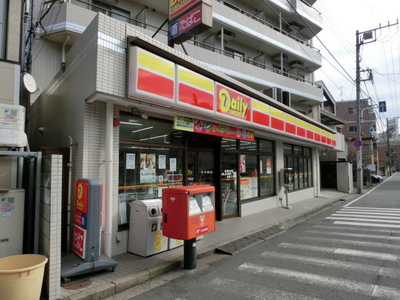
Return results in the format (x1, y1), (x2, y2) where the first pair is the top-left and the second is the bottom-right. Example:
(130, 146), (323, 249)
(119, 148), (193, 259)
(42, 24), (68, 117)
(37, 1), (322, 105)
(212, 0), (322, 69)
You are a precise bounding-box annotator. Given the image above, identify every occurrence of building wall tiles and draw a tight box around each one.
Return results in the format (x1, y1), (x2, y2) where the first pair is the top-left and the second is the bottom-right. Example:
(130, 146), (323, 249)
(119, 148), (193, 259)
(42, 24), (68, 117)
(40, 155), (62, 300)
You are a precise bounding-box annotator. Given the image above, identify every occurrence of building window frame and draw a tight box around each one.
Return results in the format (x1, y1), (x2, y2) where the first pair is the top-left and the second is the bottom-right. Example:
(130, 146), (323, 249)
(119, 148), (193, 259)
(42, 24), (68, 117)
(283, 143), (313, 191)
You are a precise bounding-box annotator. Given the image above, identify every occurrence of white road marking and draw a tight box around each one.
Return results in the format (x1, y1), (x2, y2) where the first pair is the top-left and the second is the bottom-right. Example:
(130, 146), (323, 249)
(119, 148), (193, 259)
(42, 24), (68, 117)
(305, 229), (400, 240)
(209, 277), (322, 300)
(278, 242), (399, 261)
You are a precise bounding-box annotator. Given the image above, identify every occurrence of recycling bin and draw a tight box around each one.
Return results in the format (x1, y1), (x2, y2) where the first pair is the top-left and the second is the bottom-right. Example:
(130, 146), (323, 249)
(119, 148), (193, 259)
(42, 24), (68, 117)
(128, 199), (168, 257)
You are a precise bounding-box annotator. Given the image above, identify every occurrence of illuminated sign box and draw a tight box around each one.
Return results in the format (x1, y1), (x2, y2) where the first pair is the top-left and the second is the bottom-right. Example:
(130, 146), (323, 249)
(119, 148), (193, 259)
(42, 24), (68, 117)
(169, 3), (212, 44)
(169, 0), (210, 19)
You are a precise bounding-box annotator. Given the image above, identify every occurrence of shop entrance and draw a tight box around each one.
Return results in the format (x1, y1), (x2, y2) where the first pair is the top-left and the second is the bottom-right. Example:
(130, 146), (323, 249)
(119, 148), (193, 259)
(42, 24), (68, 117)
(186, 133), (238, 220)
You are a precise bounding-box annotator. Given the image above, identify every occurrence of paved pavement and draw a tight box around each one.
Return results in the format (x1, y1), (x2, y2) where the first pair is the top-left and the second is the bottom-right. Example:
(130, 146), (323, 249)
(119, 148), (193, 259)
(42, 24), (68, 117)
(60, 189), (355, 300)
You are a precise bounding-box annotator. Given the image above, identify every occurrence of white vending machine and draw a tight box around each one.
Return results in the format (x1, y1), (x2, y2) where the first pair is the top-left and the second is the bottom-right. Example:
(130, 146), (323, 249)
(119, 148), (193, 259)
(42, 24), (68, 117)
(128, 199), (168, 257)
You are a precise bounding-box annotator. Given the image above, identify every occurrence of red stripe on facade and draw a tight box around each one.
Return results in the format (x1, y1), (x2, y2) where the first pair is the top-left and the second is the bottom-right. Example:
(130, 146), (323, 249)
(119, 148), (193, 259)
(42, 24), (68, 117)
(285, 123), (296, 135)
(271, 118), (284, 131)
(252, 110), (270, 127)
(297, 127), (306, 137)
(137, 68), (174, 100)
(178, 83), (213, 110)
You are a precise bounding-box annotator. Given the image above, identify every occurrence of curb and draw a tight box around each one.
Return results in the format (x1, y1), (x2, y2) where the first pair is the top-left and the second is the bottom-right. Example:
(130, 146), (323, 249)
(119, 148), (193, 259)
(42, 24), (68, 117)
(61, 196), (345, 300)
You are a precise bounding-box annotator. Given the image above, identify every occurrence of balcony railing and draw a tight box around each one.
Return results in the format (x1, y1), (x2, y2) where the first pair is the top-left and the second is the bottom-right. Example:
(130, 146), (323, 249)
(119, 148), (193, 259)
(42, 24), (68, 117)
(215, 0), (320, 52)
(72, 0), (319, 87)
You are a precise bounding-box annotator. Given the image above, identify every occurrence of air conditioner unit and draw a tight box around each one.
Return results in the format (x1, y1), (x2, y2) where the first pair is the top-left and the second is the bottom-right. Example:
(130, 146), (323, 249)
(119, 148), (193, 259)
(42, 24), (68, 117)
(0, 104), (27, 147)
(290, 60), (304, 68)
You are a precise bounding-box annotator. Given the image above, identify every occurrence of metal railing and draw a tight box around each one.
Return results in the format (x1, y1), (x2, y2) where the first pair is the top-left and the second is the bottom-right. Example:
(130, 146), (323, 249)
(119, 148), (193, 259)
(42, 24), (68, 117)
(72, 0), (319, 87)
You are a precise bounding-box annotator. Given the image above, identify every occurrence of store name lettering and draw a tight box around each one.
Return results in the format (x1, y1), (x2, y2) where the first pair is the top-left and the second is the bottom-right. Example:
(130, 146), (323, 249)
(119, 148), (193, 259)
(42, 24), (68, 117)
(218, 88), (249, 118)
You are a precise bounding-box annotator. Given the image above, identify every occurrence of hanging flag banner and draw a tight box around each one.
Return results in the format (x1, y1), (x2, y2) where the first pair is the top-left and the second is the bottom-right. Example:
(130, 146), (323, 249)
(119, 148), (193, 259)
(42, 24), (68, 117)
(174, 115), (254, 141)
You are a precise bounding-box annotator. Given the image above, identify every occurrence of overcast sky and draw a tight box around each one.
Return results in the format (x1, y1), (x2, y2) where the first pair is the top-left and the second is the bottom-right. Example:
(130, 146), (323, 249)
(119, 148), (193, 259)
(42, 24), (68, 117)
(314, 0), (400, 131)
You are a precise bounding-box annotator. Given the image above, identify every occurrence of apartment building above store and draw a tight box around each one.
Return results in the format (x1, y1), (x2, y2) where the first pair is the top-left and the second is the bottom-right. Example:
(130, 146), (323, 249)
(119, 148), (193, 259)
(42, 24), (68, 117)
(34, 0), (323, 113)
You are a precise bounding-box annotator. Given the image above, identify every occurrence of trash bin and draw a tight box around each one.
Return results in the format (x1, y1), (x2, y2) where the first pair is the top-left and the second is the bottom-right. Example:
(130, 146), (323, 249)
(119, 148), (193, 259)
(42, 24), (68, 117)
(0, 254), (48, 300)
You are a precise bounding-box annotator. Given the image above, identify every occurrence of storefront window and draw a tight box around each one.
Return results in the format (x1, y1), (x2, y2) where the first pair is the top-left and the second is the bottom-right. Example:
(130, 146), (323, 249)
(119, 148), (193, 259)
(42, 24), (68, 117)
(240, 154), (258, 201)
(118, 113), (184, 229)
(240, 139), (275, 201)
(284, 143), (313, 191)
(260, 155), (274, 196)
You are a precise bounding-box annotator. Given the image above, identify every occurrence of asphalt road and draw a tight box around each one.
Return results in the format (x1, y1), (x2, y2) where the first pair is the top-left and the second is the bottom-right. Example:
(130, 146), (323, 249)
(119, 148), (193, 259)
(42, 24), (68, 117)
(106, 174), (400, 299)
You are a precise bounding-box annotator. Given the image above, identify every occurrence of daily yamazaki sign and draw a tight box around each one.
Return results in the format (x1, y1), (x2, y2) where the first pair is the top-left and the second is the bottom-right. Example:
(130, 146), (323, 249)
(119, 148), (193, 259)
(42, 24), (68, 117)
(127, 46), (336, 147)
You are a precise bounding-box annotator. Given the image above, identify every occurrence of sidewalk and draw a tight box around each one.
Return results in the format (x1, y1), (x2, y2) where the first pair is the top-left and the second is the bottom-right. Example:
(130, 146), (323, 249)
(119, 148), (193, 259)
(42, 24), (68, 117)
(60, 189), (354, 300)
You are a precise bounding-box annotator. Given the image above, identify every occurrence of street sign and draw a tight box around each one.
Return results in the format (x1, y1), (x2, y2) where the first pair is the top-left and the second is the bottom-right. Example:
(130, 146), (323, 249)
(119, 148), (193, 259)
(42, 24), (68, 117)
(379, 101), (387, 112)
(353, 139), (363, 148)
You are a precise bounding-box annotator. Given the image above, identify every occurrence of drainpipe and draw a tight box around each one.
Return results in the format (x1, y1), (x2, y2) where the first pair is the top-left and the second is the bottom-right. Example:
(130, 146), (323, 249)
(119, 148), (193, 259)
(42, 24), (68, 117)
(61, 34), (70, 72)
(104, 101), (114, 257)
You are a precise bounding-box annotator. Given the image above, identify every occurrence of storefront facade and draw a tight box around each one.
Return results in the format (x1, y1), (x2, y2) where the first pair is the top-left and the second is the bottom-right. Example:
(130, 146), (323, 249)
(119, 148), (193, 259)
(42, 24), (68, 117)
(29, 15), (337, 257)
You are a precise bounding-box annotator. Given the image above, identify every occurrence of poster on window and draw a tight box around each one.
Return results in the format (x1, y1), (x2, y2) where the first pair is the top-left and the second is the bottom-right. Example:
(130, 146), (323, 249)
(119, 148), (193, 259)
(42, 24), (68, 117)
(140, 153), (157, 183)
(240, 155), (246, 173)
(170, 158), (177, 172)
(159, 155), (166, 169)
(266, 157), (272, 175)
(126, 153), (136, 169)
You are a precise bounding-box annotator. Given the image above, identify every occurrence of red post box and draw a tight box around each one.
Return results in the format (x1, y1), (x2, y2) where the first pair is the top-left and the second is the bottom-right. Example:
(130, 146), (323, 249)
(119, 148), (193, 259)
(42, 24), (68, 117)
(162, 185), (215, 240)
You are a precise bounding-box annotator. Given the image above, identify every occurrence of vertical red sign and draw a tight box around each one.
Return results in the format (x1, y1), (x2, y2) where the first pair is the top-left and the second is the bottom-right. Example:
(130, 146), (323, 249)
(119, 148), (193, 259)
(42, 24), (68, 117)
(73, 225), (86, 259)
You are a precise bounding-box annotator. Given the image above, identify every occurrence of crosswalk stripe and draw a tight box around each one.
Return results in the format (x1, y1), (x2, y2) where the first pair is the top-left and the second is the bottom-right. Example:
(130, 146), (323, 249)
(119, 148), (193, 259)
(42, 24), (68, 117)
(312, 224), (400, 233)
(326, 216), (400, 224)
(344, 206), (400, 212)
(278, 242), (399, 261)
(300, 236), (400, 250)
(261, 251), (400, 279)
(238, 263), (377, 296)
(337, 210), (400, 217)
(331, 213), (400, 220)
(333, 221), (400, 228)
(209, 277), (322, 300)
(305, 229), (400, 241)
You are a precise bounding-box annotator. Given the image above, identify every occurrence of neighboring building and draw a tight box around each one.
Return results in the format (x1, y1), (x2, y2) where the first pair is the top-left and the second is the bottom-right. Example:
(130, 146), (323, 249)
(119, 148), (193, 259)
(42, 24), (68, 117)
(377, 134), (400, 175)
(336, 99), (378, 180)
(24, 1), (346, 295)
(316, 81), (352, 193)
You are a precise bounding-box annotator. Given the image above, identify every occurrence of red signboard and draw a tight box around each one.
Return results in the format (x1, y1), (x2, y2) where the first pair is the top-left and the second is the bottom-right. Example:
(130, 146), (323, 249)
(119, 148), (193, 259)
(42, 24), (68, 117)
(75, 180), (89, 213)
(169, 0), (201, 19)
(169, 4), (212, 44)
(73, 225), (86, 259)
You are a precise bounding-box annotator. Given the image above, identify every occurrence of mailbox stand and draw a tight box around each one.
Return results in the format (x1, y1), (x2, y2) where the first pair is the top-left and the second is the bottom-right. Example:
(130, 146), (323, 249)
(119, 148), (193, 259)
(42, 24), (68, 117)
(162, 186), (215, 270)
(184, 238), (197, 269)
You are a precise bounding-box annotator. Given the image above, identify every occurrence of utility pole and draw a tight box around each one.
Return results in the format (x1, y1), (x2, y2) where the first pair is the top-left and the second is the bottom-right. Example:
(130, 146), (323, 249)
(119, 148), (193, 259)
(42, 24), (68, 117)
(387, 118), (392, 176)
(355, 20), (398, 194)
